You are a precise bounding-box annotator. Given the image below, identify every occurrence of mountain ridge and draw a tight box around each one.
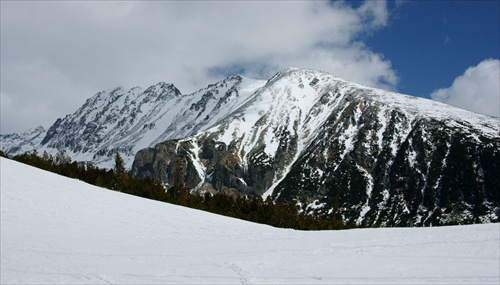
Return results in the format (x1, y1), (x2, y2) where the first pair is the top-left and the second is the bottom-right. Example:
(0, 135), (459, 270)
(1, 67), (499, 226)
(1, 74), (267, 168)
(129, 68), (499, 226)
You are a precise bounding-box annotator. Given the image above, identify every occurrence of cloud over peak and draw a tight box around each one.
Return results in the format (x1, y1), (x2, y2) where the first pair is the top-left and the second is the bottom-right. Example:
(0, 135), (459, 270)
(431, 59), (499, 117)
(1, 0), (397, 134)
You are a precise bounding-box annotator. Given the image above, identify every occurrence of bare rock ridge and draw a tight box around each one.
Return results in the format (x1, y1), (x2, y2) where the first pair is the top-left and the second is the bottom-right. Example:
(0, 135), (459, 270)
(1, 67), (499, 226)
(130, 68), (500, 226)
(1, 75), (266, 168)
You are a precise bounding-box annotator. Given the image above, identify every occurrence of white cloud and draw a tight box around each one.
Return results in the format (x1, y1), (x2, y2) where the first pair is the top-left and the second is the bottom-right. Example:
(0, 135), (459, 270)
(1, 0), (396, 134)
(431, 59), (500, 117)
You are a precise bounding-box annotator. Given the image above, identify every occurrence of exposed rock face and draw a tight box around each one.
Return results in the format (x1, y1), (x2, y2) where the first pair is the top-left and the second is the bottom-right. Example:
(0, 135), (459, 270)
(0, 126), (46, 155)
(275, 113), (499, 226)
(132, 133), (281, 197)
(2, 67), (498, 226)
(130, 68), (500, 226)
(1, 75), (267, 169)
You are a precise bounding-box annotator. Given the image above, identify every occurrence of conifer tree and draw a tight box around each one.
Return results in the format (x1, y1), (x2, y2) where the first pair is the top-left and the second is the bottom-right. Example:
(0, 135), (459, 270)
(169, 158), (187, 202)
(55, 150), (71, 165)
(113, 152), (128, 190)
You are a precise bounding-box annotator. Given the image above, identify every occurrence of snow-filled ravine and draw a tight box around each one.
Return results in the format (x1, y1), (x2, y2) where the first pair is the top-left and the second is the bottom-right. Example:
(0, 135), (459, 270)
(1, 157), (499, 284)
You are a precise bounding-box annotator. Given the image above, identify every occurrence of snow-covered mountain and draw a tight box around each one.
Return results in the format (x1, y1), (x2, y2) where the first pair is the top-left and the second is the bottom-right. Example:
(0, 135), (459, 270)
(130, 68), (500, 226)
(1, 67), (499, 226)
(0, 126), (46, 155)
(0, 75), (266, 168)
(2, 157), (499, 284)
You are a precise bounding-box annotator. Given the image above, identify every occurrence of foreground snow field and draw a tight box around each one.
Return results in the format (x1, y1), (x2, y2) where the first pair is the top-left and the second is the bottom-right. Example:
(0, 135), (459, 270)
(1, 157), (499, 284)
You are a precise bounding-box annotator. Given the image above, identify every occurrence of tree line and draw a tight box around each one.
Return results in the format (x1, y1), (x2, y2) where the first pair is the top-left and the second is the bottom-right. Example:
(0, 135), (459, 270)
(2, 150), (352, 230)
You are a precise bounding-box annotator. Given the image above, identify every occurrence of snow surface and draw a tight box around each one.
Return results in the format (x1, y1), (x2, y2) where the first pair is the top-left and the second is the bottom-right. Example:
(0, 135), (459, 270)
(1, 159), (499, 285)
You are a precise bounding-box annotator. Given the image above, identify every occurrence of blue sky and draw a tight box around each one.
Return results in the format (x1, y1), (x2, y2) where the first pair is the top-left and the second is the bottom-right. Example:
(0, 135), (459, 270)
(1, 0), (499, 134)
(363, 0), (499, 98)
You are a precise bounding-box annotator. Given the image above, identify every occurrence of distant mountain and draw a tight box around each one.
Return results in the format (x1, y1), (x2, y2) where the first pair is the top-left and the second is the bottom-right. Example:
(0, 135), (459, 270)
(1, 75), (266, 169)
(2, 68), (499, 226)
(0, 126), (46, 155)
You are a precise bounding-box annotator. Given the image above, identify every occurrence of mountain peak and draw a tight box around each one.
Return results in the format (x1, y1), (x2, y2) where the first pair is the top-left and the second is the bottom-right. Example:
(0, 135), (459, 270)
(264, 67), (335, 86)
(2, 68), (499, 227)
(144, 82), (182, 98)
(226, 74), (244, 81)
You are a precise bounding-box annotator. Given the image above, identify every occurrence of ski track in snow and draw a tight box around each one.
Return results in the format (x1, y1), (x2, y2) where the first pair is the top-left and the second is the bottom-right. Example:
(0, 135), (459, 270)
(1, 157), (499, 284)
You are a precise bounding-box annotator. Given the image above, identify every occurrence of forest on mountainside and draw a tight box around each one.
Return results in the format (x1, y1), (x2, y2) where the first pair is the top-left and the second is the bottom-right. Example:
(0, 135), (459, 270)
(1, 150), (351, 231)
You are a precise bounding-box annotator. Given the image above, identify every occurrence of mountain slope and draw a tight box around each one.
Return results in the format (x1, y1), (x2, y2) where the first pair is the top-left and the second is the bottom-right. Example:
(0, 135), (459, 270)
(2, 67), (499, 226)
(1, 75), (266, 169)
(0, 126), (46, 155)
(2, 157), (499, 284)
(130, 68), (500, 226)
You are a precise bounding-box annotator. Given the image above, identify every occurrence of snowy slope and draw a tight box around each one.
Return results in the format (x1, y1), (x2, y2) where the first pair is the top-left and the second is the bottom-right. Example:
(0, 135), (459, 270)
(2, 67), (499, 227)
(0, 76), (266, 169)
(131, 68), (499, 226)
(1, 157), (499, 284)
(0, 126), (46, 155)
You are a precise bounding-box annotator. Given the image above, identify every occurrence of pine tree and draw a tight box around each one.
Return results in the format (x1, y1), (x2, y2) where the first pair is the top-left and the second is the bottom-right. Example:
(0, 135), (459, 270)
(113, 152), (128, 190)
(55, 150), (71, 165)
(169, 158), (186, 202)
(0, 150), (9, 158)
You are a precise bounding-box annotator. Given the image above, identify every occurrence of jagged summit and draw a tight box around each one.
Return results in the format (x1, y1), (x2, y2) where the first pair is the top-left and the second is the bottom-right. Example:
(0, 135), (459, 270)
(127, 68), (498, 226)
(0, 126), (46, 155)
(1, 73), (267, 168)
(1, 67), (499, 226)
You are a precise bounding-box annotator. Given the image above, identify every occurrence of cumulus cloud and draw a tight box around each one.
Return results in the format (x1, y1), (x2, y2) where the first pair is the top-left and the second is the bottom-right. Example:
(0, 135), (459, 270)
(1, 0), (397, 134)
(431, 59), (499, 117)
